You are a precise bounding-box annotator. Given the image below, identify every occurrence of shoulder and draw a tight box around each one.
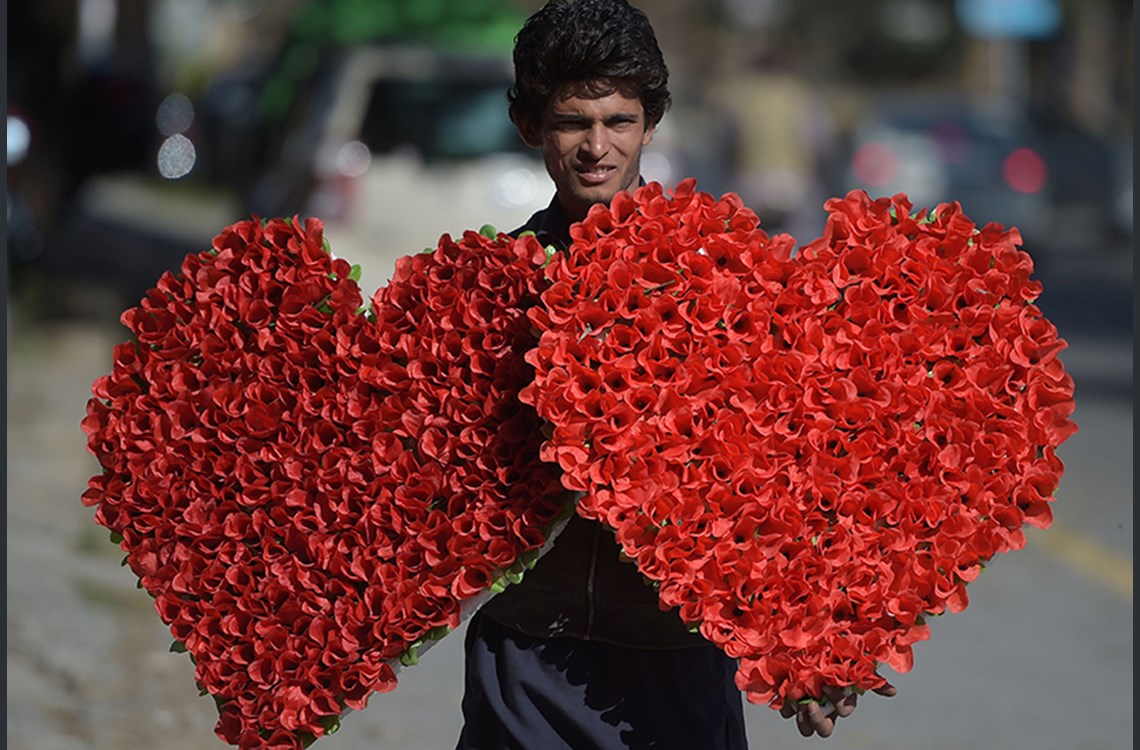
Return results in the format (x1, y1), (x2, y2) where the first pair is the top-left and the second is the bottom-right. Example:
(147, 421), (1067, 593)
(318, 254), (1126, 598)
(510, 195), (571, 249)
(510, 208), (548, 239)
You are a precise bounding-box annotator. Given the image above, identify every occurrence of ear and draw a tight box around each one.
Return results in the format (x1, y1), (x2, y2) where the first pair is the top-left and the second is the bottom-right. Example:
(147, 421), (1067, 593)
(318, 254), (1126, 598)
(641, 120), (656, 146)
(517, 120), (543, 149)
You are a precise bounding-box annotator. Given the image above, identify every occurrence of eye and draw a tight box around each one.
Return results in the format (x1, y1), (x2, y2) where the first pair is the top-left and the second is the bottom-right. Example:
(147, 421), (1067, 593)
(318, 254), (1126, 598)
(552, 119), (589, 132)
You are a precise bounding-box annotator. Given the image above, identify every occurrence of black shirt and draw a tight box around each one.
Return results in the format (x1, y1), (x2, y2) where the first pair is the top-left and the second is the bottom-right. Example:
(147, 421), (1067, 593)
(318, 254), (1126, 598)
(477, 194), (706, 648)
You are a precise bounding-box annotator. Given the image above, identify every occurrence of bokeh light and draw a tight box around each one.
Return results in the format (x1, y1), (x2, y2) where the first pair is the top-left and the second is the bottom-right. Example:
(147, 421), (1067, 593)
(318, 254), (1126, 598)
(157, 133), (197, 178)
(7, 115), (31, 164)
(491, 166), (541, 209)
(852, 141), (897, 187)
(156, 92), (195, 136)
(1002, 147), (1048, 194)
(335, 140), (372, 178)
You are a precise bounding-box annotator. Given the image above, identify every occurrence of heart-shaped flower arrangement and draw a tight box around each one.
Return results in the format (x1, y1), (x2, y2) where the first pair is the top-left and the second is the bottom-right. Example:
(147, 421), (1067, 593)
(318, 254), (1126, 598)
(81, 217), (570, 748)
(83, 181), (1077, 748)
(522, 179), (1077, 711)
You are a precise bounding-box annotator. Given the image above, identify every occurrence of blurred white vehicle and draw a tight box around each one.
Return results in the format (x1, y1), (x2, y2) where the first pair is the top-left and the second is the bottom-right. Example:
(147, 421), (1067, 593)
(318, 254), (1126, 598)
(243, 44), (555, 293)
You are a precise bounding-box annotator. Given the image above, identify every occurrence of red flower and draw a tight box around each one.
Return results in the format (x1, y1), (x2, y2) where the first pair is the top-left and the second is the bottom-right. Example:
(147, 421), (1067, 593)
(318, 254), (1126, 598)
(82, 218), (571, 747)
(523, 180), (1077, 711)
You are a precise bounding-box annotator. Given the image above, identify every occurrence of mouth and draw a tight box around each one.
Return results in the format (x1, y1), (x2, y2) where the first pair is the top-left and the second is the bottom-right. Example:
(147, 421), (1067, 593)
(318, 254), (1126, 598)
(575, 164), (616, 186)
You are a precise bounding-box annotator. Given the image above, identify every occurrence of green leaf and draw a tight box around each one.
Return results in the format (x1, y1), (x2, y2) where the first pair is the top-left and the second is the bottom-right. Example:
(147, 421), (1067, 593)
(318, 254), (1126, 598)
(322, 236), (332, 254)
(554, 501), (577, 523)
(916, 208), (939, 225)
(400, 643), (421, 667)
(349, 264), (362, 282)
(479, 223), (498, 238)
(170, 640), (188, 654)
(109, 531), (123, 544)
(520, 547), (542, 569)
(319, 715), (341, 735)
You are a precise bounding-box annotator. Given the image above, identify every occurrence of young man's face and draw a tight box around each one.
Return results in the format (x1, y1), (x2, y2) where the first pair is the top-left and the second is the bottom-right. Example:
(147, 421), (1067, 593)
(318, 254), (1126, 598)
(523, 86), (656, 221)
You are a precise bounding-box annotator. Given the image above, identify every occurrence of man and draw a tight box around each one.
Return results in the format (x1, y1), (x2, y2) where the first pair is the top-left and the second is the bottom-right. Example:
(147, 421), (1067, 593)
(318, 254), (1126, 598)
(456, 2), (894, 747)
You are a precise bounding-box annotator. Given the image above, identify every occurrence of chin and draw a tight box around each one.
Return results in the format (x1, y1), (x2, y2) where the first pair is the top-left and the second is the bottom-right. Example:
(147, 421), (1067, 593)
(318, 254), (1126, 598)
(572, 184), (625, 208)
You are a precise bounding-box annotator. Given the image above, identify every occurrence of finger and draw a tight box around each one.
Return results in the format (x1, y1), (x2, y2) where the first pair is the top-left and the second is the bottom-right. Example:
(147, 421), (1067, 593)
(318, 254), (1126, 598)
(873, 681), (898, 698)
(823, 686), (857, 718)
(795, 708), (814, 737)
(806, 701), (835, 738)
(780, 703), (797, 719)
(834, 693), (857, 718)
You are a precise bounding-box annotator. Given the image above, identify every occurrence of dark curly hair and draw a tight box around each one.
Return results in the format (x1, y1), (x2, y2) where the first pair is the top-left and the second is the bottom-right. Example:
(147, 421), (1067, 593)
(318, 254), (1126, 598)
(508, 0), (671, 135)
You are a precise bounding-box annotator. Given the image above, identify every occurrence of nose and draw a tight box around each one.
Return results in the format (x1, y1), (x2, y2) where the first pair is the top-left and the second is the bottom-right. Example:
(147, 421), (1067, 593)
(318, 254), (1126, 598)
(581, 124), (609, 160)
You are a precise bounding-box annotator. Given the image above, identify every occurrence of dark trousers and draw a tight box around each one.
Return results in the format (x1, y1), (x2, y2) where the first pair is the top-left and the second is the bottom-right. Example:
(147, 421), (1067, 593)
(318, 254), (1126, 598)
(456, 611), (748, 750)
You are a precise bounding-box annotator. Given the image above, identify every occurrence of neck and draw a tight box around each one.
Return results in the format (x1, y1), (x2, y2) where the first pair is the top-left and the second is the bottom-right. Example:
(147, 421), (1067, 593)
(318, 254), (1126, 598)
(557, 194), (591, 224)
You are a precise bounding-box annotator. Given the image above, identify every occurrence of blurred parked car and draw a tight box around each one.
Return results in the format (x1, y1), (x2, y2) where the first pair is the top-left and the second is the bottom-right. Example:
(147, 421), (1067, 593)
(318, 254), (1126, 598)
(1029, 108), (1132, 249)
(7, 61), (163, 284)
(832, 92), (1132, 257)
(206, 44), (554, 289)
(832, 93), (1052, 251)
(195, 58), (275, 193)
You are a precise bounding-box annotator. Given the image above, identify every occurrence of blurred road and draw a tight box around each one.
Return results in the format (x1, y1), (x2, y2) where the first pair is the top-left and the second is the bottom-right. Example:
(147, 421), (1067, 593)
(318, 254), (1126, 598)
(6, 202), (1131, 750)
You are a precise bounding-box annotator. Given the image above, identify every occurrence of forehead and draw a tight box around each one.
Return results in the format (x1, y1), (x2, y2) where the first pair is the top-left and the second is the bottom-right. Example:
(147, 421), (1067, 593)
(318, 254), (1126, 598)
(546, 86), (646, 119)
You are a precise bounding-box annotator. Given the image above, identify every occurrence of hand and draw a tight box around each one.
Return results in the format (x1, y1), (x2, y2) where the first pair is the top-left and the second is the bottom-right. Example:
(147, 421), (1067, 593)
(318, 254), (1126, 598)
(779, 681), (897, 738)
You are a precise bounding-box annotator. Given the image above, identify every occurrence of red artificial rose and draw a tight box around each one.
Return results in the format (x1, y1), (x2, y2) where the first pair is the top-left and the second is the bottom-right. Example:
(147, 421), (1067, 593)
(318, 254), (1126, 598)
(523, 180), (1077, 711)
(81, 218), (571, 747)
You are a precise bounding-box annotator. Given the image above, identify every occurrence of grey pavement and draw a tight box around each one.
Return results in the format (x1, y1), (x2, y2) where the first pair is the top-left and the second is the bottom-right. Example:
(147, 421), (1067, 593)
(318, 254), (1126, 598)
(6, 246), (1131, 750)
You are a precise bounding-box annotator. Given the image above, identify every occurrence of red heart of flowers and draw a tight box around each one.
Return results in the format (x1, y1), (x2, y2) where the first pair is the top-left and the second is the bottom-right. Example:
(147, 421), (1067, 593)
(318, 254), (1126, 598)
(81, 217), (569, 748)
(522, 179), (1077, 711)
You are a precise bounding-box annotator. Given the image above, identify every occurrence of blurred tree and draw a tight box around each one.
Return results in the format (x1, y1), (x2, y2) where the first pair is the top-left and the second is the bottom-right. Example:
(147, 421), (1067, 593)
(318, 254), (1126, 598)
(782, 0), (961, 81)
(257, 0), (528, 122)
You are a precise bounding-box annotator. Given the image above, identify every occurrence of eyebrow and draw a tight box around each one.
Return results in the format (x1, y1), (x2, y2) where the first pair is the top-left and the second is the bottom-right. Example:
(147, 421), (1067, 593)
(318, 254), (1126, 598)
(551, 112), (642, 124)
